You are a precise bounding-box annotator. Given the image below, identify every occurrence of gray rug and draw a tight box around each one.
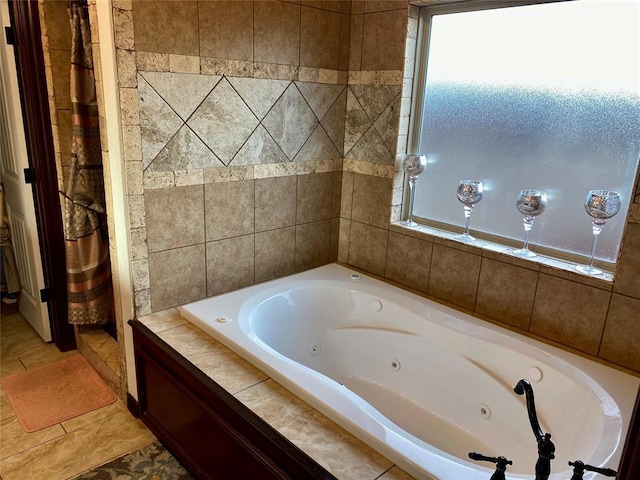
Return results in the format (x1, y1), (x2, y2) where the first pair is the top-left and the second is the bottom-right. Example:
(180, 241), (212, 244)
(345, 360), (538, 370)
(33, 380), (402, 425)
(75, 441), (194, 479)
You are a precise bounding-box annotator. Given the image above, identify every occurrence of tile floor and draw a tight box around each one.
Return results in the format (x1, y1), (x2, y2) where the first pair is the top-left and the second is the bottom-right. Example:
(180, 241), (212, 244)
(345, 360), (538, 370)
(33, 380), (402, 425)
(0, 303), (155, 480)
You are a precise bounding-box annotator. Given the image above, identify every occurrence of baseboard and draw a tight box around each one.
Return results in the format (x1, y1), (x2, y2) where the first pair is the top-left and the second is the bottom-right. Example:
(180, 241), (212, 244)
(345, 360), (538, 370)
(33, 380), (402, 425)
(127, 392), (141, 418)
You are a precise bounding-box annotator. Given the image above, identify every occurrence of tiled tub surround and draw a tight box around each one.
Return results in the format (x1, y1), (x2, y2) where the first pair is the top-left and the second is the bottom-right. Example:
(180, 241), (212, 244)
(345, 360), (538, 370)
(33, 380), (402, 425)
(116, 0), (639, 379)
(137, 308), (415, 480)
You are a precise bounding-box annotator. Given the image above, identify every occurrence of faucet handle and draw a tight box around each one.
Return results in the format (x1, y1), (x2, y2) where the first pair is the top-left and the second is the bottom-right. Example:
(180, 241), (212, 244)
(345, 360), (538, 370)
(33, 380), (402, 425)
(469, 452), (513, 480)
(568, 460), (616, 479)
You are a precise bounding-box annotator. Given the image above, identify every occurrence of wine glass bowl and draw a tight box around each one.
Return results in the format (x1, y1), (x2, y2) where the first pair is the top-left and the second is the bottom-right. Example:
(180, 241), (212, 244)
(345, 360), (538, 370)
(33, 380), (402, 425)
(576, 190), (621, 275)
(453, 180), (483, 242)
(513, 190), (547, 258)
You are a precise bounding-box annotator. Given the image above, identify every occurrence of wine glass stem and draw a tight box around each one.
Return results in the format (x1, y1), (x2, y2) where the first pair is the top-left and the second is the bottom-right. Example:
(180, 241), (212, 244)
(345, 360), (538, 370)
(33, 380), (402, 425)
(407, 176), (417, 224)
(463, 204), (474, 236)
(586, 220), (605, 268)
(522, 215), (535, 251)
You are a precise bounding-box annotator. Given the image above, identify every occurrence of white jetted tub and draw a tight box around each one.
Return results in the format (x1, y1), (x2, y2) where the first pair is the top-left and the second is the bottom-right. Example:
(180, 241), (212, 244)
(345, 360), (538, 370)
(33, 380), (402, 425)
(179, 263), (639, 480)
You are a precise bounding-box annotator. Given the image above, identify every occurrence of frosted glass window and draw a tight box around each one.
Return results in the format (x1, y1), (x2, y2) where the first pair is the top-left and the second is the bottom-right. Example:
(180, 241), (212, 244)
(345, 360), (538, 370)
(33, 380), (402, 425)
(414, 1), (640, 264)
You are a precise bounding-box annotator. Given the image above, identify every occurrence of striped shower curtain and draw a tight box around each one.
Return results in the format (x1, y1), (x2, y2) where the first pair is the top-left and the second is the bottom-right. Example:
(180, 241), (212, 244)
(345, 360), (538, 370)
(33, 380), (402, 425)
(62, 4), (113, 324)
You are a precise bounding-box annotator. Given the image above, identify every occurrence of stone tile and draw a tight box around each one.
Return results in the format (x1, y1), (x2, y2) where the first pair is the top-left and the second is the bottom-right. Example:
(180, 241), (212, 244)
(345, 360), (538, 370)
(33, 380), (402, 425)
(295, 220), (332, 272)
(338, 218), (351, 263)
(374, 94), (401, 154)
(361, 9), (407, 71)
(476, 258), (538, 330)
(132, 0), (199, 55)
(255, 176), (297, 232)
(0, 387), (15, 421)
(613, 222), (640, 299)
(135, 51), (170, 72)
(50, 49), (71, 108)
(188, 78), (259, 165)
(378, 466), (417, 480)
(332, 170), (342, 218)
(255, 227), (296, 283)
(131, 258), (150, 292)
(350, 84), (402, 124)
(351, 173), (392, 229)
(232, 125), (288, 166)
(296, 172), (334, 223)
(339, 13), (351, 71)
(113, 8), (134, 50)
(300, 6), (341, 70)
(44, 0), (71, 50)
(137, 75), (183, 169)
(157, 324), (268, 394)
(349, 14), (364, 71)
(140, 71), (220, 121)
(263, 84), (318, 160)
(137, 308), (188, 334)
(227, 77), (290, 121)
(345, 126), (395, 164)
(254, 1), (300, 65)
(428, 244), (481, 311)
(168, 54), (200, 74)
(385, 231), (431, 293)
(294, 125), (342, 163)
(340, 170), (354, 219)
(204, 180), (255, 241)
(116, 49), (137, 88)
(148, 125), (222, 171)
(348, 221), (388, 276)
(531, 274), (610, 355)
(296, 83), (344, 121)
(199, 1), (253, 61)
(0, 416), (64, 460)
(0, 400), (153, 480)
(206, 235), (255, 296)
(237, 380), (392, 479)
(321, 89), (346, 155)
(330, 217), (340, 262)
(148, 244), (206, 311)
(600, 294), (640, 371)
(144, 185), (204, 252)
(344, 89), (372, 155)
(56, 110), (72, 169)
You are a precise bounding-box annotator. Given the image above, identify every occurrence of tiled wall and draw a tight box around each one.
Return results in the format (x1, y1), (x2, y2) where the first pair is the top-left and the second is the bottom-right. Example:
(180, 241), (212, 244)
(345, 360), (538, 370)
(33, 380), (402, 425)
(110, 0), (639, 375)
(340, 2), (640, 375)
(116, 0), (351, 316)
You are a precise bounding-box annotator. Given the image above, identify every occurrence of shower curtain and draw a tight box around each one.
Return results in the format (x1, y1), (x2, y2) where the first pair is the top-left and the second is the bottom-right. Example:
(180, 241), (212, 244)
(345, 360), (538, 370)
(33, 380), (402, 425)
(62, 3), (113, 324)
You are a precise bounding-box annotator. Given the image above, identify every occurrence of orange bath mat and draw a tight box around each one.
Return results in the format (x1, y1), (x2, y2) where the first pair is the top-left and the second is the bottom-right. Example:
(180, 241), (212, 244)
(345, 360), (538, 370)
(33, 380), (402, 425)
(1, 355), (117, 432)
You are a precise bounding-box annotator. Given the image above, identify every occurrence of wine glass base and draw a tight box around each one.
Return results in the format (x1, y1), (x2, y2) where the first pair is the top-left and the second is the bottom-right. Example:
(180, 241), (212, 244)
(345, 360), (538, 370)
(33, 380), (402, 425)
(512, 248), (537, 258)
(453, 233), (476, 243)
(576, 264), (603, 275)
(401, 220), (418, 227)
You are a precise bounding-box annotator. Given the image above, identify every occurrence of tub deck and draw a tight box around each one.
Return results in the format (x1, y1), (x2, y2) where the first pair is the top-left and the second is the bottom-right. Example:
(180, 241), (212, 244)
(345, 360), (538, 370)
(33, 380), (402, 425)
(136, 308), (417, 480)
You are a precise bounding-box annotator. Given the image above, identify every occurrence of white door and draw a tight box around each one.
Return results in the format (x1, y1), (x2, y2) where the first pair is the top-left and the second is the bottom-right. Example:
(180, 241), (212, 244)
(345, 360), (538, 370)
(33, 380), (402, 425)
(0, 0), (52, 341)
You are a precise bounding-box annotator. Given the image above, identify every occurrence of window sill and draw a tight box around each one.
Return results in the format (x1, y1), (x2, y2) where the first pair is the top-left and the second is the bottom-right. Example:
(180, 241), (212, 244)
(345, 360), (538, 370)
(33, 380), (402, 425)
(390, 221), (615, 284)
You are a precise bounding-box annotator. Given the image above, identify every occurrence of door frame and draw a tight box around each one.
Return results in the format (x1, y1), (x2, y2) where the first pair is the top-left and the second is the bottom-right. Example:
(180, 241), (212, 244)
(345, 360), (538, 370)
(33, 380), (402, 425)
(7, 0), (75, 351)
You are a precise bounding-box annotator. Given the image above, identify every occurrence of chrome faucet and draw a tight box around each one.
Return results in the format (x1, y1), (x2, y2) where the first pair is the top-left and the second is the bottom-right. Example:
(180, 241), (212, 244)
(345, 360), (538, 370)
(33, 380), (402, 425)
(514, 379), (555, 480)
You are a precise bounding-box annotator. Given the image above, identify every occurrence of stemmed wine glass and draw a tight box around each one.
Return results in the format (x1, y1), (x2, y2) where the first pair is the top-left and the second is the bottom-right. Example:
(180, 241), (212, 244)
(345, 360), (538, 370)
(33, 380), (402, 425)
(513, 190), (547, 258)
(575, 190), (621, 275)
(401, 154), (427, 227)
(453, 180), (483, 242)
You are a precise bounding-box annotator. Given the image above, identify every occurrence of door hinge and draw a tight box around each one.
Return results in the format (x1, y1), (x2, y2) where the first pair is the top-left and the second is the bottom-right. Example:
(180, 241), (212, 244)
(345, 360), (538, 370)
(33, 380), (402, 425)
(40, 288), (50, 303)
(4, 26), (15, 46)
(24, 168), (35, 184)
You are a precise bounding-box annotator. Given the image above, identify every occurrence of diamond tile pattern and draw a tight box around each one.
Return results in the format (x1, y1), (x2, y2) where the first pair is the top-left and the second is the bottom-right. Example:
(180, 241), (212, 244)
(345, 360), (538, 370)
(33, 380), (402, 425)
(138, 72), (347, 170)
(343, 85), (401, 164)
(262, 84), (318, 160)
(188, 78), (259, 165)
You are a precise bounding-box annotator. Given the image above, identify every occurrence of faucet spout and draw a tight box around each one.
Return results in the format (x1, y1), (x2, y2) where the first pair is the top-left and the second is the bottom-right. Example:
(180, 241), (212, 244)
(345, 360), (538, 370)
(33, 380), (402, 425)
(514, 379), (543, 441)
(514, 379), (555, 480)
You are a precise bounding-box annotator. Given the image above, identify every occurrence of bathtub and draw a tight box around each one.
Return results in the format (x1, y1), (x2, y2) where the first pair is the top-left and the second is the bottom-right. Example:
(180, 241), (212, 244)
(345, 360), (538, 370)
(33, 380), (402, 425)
(179, 263), (639, 480)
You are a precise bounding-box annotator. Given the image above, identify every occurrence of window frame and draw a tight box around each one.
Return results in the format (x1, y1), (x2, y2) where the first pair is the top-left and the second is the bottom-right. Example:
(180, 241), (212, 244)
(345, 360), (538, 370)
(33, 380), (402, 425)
(405, 0), (639, 272)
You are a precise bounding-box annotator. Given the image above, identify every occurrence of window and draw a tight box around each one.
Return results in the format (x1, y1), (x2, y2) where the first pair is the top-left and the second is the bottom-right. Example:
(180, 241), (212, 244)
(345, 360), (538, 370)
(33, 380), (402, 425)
(411, 0), (640, 265)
